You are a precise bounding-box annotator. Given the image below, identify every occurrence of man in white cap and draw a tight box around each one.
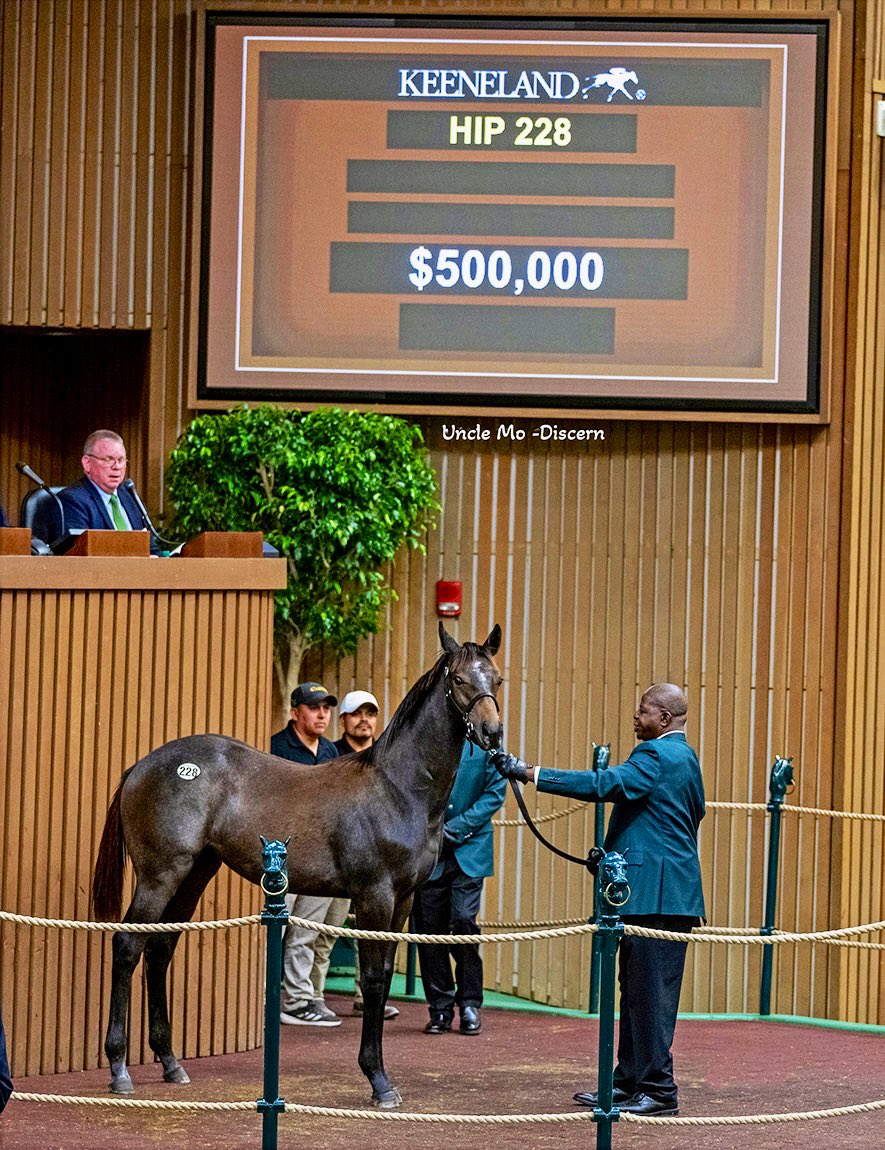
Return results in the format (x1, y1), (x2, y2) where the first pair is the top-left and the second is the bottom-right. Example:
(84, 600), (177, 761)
(333, 690), (381, 755)
(310, 689), (399, 1019)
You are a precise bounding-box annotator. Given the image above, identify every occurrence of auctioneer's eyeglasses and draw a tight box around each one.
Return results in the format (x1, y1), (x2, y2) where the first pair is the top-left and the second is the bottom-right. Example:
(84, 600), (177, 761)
(87, 454), (127, 466)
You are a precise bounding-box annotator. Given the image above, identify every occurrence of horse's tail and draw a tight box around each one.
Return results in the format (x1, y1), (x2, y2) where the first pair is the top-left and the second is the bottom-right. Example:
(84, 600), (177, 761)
(92, 769), (133, 921)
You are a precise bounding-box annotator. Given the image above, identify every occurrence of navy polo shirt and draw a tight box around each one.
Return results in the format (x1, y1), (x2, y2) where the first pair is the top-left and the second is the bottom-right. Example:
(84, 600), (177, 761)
(270, 723), (338, 765)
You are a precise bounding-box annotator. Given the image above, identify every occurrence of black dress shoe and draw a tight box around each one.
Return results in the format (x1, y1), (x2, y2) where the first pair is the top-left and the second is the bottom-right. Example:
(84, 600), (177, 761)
(617, 1092), (679, 1117)
(424, 1011), (453, 1034)
(459, 1005), (482, 1035)
(573, 1087), (633, 1107)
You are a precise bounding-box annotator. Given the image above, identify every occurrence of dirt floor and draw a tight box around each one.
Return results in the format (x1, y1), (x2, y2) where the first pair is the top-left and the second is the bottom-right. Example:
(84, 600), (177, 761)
(3, 994), (883, 1150)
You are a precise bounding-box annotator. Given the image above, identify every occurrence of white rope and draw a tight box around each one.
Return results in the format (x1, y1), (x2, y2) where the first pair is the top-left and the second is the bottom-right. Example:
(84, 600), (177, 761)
(2, 908), (883, 947)
(11, 1092), (885, 1125)
(495, 798), (885, 823)
(0, 909), (261, 933)
(622, 1097), (885, 1124)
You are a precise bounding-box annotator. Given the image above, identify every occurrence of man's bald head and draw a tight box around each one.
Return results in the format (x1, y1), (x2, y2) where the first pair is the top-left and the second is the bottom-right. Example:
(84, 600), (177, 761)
(634, 683), (688, 740)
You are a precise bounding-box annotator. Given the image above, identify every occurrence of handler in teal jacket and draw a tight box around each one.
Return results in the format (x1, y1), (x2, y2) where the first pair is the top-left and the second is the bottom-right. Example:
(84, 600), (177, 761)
(492, 683), (705, 1117)
(412, 741), (507, 1036)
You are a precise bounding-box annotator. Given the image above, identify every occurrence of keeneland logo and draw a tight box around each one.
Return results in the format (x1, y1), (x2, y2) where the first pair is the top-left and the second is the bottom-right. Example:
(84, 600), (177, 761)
(396, 65), (646, 103)
(582, 67), (646, 102)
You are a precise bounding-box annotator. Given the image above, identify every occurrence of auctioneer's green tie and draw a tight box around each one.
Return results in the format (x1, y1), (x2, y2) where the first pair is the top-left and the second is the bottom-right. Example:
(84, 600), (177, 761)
(109, 491), (128, 530)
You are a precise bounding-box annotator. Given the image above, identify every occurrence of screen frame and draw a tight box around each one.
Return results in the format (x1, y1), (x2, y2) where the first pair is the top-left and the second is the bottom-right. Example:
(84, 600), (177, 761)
(188, 9), (835, 422)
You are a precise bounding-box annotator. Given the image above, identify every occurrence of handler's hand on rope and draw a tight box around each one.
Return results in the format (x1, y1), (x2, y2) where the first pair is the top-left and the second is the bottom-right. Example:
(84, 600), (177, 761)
(490, 750), (531, 784)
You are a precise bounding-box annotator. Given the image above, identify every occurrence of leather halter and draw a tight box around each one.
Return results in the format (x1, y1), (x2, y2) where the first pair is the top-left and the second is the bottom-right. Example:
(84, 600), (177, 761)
(443, 664), (500, 747)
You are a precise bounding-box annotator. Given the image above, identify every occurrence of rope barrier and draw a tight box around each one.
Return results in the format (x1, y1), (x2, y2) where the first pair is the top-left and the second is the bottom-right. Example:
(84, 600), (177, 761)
(2, 908), (883, 946)
(494, 798), (885, 826)
(12, 1091), (885, 1125)
(622, 1098), (885, 1124)
(0, 909), (262, 933)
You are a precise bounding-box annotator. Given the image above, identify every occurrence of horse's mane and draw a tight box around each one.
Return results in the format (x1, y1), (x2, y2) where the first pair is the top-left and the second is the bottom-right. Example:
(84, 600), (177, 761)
(363, 643), (487, 764)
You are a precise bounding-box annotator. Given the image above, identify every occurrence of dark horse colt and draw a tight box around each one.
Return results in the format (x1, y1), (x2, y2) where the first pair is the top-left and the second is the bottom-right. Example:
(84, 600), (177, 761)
(92, 622), (503, 1107)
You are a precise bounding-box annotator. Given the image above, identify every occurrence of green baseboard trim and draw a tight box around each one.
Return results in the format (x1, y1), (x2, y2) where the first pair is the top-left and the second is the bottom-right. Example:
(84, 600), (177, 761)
(327, 975), (885, 1033)
(752, 1013), (885, 1036)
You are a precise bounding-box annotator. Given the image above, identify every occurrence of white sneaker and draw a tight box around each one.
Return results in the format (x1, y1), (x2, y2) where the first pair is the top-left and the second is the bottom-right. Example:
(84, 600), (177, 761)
(280, 1002), (341, 1026)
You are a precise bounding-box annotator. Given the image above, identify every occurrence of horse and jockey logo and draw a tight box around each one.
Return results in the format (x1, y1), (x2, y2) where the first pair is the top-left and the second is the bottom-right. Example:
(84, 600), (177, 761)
(583, 67), (646, 102)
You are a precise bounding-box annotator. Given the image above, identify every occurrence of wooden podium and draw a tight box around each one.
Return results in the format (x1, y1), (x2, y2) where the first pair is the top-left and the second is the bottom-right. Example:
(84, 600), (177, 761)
(0, 548), (287, 1076)
(65, 529), (150, 556)
(180, 530), (264, 558)
(0, 527), (31, 555)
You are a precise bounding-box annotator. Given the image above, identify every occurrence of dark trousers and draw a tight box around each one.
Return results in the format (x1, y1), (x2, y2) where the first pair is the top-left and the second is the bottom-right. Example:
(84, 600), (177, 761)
(614, 915), (695, 1104)
(412, 851), (484, 1016)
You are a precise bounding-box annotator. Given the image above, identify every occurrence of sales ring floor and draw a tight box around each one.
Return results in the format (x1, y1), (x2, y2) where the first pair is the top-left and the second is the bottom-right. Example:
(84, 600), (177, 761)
(5, 982), (883, 1150)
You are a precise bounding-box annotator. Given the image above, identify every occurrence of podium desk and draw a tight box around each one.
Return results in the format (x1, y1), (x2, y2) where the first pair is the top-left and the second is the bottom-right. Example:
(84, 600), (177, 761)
(0, 555), (286, 1075)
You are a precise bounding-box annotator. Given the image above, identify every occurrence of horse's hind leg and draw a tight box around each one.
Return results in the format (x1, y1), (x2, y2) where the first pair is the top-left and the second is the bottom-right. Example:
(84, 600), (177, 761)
(356, 893), (412, 1108)
(144, 850), (221, 1085)
(105, 860), (203, 1094)
(105, 926), (149, 1093)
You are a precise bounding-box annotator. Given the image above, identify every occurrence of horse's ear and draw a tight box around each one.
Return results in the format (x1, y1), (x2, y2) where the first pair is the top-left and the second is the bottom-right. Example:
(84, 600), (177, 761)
(482, 623), (502, 656)
(439, 620), (460, 655)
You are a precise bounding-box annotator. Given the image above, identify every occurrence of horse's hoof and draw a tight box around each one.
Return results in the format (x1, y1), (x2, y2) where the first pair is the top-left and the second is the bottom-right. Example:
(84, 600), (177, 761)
(372, 1087), (402, 1109)
(163, 1065), (190, 1085)
(109, 1075), (134, 1095)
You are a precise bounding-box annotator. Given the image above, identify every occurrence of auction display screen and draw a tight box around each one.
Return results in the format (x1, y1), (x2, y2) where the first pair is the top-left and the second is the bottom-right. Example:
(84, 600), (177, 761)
(196, 17), (828, 414)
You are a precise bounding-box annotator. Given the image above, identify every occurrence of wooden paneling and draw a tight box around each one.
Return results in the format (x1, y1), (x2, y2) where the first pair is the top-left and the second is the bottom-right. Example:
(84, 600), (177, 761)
(0, 563), (278, 1075)
(317, 415), (851, 1020)
(839, 0), (885, 1025)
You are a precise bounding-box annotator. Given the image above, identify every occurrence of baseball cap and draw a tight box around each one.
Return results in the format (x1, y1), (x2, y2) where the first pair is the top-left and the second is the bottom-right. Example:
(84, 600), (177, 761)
(290, 682), (338, 708)
(339, 690), (379, 716)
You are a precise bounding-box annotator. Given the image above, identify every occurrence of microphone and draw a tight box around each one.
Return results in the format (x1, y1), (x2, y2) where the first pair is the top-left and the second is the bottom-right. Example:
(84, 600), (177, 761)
(122, 479), (179, 549)
(16, 460), (67, 547)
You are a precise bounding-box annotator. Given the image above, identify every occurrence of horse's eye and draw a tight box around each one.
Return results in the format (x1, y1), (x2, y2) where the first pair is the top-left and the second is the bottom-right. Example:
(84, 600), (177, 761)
(453, 675), (464, 685)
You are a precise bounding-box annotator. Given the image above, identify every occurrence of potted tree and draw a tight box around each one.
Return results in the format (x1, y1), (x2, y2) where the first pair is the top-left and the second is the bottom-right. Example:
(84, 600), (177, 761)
(167, 405), (438, 714)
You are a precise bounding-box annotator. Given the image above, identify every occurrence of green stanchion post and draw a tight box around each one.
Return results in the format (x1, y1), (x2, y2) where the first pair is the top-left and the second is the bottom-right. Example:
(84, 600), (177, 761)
(588, 743), (611, 1015)
(257, 836), (289, 1150)
(405, 932), (418, 997)
(593, 850), (629, 1150)
(759, 756), (793, 1017)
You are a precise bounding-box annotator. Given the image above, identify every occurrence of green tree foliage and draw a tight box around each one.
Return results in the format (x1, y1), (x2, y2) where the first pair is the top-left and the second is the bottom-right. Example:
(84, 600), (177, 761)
(167, 406), (438, 708)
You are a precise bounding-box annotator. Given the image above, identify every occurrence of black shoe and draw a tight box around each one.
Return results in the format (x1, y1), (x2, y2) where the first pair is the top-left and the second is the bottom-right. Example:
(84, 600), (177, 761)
(424, 1011), (453, 1034)
(459, 1005), (481, 1035)
(617, 1092), (679, 1117)
(573, 1087), (633, 1107)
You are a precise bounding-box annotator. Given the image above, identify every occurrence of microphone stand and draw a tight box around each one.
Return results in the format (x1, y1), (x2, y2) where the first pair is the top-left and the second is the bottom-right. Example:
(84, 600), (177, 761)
(122, 479), (179, 550)
(15, 461), (67, 552)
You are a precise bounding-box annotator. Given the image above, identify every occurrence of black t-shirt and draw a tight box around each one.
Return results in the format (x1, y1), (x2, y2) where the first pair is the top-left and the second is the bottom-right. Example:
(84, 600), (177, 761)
(333, 735), (363, 756)
(270, 723), (338, 765)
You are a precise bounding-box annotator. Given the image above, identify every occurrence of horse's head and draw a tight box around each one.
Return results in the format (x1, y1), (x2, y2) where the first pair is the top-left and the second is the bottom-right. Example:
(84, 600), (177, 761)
(439, 621), (503, 751)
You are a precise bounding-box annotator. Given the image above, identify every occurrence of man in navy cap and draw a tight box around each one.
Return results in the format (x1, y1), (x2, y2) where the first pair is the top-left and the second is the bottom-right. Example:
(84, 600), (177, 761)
(272, 682), (344, 1026)
(271, 681), (339, 764)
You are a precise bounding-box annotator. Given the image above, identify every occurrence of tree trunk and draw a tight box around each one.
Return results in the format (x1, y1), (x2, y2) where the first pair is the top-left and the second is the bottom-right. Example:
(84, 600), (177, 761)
(273, 632), (307, 728)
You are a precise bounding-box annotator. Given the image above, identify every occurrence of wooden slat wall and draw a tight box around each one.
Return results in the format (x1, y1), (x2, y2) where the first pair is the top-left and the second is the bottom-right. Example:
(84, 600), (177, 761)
(840, 0), (885, 1026)
(0, 583), (273, 1076)
(2, 0), (884, 1039)
(323, 421), (845, 1018)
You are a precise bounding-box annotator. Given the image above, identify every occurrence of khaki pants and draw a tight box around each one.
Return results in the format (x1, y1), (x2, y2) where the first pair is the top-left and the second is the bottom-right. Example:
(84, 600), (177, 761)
(281, 893), (337, 1012)
(308, 897), (352, 1001)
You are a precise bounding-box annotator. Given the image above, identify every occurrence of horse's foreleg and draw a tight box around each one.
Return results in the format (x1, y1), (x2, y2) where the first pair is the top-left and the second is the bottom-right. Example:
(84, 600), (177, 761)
(144, 851), (221, 1085)
(356, 937), (400, 1108)
(356, 893), (413, 1109)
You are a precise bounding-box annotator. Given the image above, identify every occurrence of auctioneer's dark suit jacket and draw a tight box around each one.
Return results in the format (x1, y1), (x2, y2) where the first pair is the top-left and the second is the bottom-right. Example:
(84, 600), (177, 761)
(58, 476), (157, 553)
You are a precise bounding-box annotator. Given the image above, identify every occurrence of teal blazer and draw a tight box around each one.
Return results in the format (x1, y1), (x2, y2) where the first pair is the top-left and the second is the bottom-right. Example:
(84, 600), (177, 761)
(431, 743), (507, 880)
(536, 732), (706, 917)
